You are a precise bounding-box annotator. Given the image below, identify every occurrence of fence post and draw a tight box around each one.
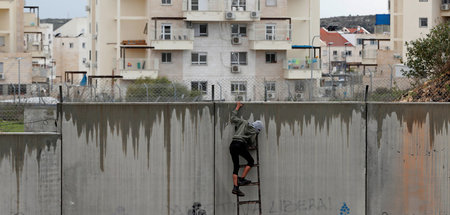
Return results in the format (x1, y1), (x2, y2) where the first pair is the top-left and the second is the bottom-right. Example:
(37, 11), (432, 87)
(212, 85), (215, 101)
(369, 69), (373, 93)
(59, 85), (63, 103)
(144, 83), (149, 102)
(172, 82), (177, 101)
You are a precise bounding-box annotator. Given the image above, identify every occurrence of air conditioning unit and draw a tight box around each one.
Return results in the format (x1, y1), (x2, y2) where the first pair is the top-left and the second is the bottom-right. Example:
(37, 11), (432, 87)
(0, 36), (5, 47)
(231, 65), (241, 73)
(234, 94), (246, 101)
(250, 11), (260, 18)
(341, 51), (346, 57)
(225, 11), (236, 20)
(0, 74), (4, 79)
(85, 5), (90, 12)
(442, 4), (450, 10)
(267, 92), (276, 99)
(231, 36), (241, 45)
(85, 62), (90, 67)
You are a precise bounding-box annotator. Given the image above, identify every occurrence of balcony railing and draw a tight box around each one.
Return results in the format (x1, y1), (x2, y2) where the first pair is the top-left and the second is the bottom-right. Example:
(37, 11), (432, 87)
(150, 28), (194, 41)
(362, 49), (377, 59)
(119, 58), (159, 80)
(183, 0), (223, 12)
(149, 28), (194, 50)
(284, 58), (322, 71)
(249, 24), (292, 41)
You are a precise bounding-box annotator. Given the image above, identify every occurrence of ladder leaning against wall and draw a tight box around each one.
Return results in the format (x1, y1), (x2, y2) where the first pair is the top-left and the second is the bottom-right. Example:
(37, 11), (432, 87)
(236, 138), (262, 215)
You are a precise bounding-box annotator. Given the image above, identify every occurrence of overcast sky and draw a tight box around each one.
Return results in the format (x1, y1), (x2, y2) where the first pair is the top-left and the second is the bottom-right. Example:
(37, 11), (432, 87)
(26, 0), (389, 19)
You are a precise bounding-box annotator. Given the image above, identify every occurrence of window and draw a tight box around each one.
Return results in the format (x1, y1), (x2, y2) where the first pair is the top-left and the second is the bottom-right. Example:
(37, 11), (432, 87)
(359, 51), (362, 56)
(294, 81), (305, 92)
(265, 52), (277, 63)
(265, 81), (276, 92)
(231, 0), (246, 10)
(370, 40), (378, 45)
(419, 18), (428, 28)
(0, 36), (5, 47)
(191, 52), (207, 65)
(161, 24), (172, 40)
(231, 24), (247, 36)
(194, 24), (208, 37)
(357, 39), (363, 45)
(89, 51), (91, 60)
(266, 0), (277, 6)
(333, 51), (338, 56)
(191, 0), (199, 10)
(8, 84), (27, 95)
(162, 0), (171, 5)
(231, 82), (247, 94)
(419, 0), (428, 2)
(191, 81), (207, 94)
(231, 52), (247, 65)
(265, 24), (276, 40)
(346, 51), (352, 56)
(162, 52), (172, 63)
(69, 43), (74, 48)
(0, 85), (3, 95)
(0, 62), (3, 78)
(82, 42), (86, 49)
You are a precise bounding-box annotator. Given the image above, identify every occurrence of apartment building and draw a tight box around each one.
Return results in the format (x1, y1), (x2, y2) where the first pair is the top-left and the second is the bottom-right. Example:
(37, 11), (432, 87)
(0, 0), (32, 97)
(53, 17), (88, 83)
(87, 0), (320, 101)
(390, 0), (450, 61)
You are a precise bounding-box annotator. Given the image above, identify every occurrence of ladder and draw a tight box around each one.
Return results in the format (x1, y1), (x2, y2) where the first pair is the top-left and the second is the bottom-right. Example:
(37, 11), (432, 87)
(237, 139), (262, 215)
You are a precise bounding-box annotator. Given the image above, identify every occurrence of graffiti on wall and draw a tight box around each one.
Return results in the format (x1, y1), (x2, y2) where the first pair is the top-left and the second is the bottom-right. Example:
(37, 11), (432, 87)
(187, 202), (207, 215)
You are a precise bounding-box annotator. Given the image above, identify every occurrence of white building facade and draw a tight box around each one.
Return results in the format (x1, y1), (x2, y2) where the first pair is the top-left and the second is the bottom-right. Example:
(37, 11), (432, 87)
(87, 0), (320, 101)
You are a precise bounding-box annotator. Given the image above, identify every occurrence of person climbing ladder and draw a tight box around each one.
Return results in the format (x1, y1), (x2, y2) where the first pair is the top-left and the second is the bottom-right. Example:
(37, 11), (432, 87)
(229, 101), (263, 196)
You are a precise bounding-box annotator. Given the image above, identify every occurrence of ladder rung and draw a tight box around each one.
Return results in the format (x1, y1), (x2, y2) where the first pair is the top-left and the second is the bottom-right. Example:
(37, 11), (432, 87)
(238, 200), (261, 205)
(239, 164), (259, 168)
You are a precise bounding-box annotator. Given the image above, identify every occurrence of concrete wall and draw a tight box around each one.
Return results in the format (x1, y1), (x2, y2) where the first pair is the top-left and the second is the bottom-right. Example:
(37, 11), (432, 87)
(24, 106), (58, 132)
(61, 103), (366, 215)
(214, 103), (366, 215)
(0, 133), (61, 215)
(367, 103), (450, 215)
(61, 103), (215, 215)
(2, 103), (444, 215)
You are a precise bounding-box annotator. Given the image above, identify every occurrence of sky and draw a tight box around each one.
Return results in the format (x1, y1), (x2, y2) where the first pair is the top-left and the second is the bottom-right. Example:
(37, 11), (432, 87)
(26, 0), (389, 19)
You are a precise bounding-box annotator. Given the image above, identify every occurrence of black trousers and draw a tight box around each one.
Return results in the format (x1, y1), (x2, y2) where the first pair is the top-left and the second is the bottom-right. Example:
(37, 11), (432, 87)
(229, 140), (254, 175)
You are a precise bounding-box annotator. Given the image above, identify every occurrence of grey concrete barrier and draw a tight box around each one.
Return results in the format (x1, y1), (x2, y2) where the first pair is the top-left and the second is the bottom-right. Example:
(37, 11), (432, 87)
(367, 103), (450, 215)
(0, 133), (61, 215)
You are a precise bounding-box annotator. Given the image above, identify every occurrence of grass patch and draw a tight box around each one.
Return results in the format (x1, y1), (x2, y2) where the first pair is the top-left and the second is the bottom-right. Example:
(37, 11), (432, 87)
(0, 121), (25, 132)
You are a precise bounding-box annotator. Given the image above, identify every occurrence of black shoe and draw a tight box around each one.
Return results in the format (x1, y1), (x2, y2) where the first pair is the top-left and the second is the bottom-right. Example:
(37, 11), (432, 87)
(232, 187), (245, 196)
(238, 177), (252, 186)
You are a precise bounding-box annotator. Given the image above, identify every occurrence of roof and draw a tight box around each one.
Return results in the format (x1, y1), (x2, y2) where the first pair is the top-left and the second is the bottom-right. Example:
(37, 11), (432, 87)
(375, 14), (390, 25)
(346, 27), (369, 34)
(320, 28), (353, 47)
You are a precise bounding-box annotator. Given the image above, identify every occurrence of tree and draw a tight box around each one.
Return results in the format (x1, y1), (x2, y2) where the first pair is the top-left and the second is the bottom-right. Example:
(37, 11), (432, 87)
(404, 21), (450, 79)
(126, 77), (202, 102)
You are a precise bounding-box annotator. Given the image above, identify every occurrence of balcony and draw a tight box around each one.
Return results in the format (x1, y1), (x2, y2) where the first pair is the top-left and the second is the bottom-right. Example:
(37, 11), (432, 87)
(119, 58), (159, 80)
(182, 0), (260, 21)
(150, 29), (194, 50)
(249, 24), (292, 50)
(441, 3), (450, 16)
(283, 58), (322, 80)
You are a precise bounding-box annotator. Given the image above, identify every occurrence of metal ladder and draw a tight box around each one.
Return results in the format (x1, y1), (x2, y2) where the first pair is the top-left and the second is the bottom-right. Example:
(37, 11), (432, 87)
(237, 139), (262, 215)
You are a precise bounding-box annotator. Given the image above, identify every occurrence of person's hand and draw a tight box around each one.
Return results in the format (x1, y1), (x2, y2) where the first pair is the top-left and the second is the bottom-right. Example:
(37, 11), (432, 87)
(236, 101), (243, 110)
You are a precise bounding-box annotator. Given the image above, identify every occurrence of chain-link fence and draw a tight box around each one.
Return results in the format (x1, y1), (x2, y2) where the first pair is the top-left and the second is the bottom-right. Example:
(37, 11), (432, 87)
(53, 74), (433, 103)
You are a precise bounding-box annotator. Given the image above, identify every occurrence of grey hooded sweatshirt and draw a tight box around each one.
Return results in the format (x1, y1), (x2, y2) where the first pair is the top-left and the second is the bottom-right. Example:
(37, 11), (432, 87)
(231, 110), (258, 146)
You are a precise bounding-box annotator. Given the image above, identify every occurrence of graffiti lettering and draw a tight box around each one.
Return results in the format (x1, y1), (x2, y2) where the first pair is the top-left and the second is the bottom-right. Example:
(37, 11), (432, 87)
(269, 197), (332, 214)
(112, 206), (128, 215)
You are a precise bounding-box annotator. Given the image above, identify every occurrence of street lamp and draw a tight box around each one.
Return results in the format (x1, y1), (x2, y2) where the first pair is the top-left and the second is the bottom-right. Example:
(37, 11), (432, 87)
(344, 42), (350, 73)
(309, 35), (320, 100)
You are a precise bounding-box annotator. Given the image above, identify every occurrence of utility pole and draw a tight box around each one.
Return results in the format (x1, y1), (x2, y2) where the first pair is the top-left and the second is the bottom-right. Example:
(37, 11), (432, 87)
(309, 35), (320, 100)
(17, 57), (24, 104)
